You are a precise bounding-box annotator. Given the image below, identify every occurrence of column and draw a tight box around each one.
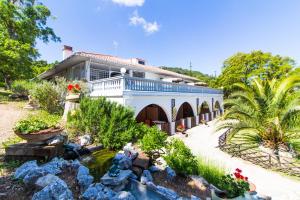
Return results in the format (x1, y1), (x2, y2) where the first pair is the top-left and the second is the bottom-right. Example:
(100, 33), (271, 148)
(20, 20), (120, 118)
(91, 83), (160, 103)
(205, 113), (209, 121)
(170, 122), (175, 135)
(210, 112), (214, 120)
(85, 60), (91, 81)
(187, 117), (192, 129)
(195, 115), (199, 125)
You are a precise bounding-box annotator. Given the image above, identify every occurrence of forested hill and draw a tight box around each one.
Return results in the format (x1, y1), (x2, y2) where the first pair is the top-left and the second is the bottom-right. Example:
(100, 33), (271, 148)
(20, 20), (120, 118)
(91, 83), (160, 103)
(161, 66), (216, 87)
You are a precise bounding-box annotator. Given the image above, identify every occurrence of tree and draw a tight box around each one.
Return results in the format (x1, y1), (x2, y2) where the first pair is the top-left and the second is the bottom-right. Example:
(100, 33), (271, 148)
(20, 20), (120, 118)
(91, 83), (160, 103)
(31, 60), (58, 77)
(217, 74), (300, 162)
(0, 0), (60, 89)
(216, 51), (295, 97)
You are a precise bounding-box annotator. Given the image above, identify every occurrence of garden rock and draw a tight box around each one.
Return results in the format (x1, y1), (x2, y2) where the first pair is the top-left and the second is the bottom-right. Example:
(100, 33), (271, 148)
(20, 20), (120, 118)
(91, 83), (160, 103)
(129, 173), (138, 180)
(191, 195), (201, 200)
(79, 135), (92, 146)
(123, 143), (138, 160)
(14, 160), (38, 179)
(47, 135), (67, 146)
(41, 162), (62, 175)
(112, 191), (136, 200)
(140, 170), (153, 184)
(114, 153), (125, 161)
(23, 168), (48, 186)
(146, 181), (157, 190)
(166, 166), (176, 180)
(32, 178), (73, 200)
(77, 174), (94, 193)
(156, 185), (179, 200)
(35, 174), (62, 189)
(132, 166), (143, 177)
(82, 183), (116, 200)
(111, 180), (128, 192)
(70, 159), (81, 169)
(132, 151), (149, 169)
(149, 165), (160, 173)
(118, 156), (132, 170)
(77, 165), (90, 177)
(101, 170), (132, 186)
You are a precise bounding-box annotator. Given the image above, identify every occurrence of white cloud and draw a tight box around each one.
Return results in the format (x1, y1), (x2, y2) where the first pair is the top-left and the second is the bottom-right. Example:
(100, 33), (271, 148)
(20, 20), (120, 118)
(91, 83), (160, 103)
(129, 10), (159, 34)
(112, 0), (144, 7)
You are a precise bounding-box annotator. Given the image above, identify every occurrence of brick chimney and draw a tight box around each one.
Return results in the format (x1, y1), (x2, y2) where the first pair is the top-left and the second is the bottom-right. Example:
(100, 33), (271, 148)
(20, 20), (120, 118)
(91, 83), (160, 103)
(62, 45), (73, 60)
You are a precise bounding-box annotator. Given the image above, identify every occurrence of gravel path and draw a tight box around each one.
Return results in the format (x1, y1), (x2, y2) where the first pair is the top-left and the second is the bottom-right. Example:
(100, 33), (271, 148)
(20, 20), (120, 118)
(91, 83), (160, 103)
(0, 102), (29, 144)
(177, 121), (300, 200)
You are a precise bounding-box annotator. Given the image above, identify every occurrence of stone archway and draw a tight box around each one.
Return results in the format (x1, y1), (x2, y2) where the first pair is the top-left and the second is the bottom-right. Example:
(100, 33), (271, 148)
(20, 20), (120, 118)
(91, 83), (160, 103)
(214, 101), (222, 117)
(136, 104), (170, 134)
(199, 101), (211, 122)
(176, 102), (194, 120)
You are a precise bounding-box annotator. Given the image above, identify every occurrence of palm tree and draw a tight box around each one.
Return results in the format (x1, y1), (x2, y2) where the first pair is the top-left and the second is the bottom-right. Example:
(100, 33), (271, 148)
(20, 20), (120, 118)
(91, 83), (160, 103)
(217, 75), (300, 161)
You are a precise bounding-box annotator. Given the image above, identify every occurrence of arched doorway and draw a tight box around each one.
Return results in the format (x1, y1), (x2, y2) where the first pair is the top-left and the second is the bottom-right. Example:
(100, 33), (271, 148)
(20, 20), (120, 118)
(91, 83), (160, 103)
(176, 102), (194, 120)
(199, 101), (211, 122)
(175, 102), (194, 130)
(136, 104), (170, 134)
(214, 101), (222, 117)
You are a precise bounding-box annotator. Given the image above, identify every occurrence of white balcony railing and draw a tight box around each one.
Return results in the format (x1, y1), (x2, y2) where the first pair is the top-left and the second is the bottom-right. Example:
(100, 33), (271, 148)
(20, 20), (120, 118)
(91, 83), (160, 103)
(90, 76), (223, 96)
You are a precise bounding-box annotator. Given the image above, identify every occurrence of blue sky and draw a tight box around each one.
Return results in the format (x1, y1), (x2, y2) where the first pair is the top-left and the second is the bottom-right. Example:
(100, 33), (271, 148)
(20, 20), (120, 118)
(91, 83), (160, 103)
(36, 0), (300, 76)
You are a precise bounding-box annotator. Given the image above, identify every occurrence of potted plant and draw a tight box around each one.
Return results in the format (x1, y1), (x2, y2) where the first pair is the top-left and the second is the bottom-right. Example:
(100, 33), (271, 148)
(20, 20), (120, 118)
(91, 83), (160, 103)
(66, 83), (81, 102)
(211, 168), (251, 200)
(176, 124), (185, 133)
(14, 114), (62, 144)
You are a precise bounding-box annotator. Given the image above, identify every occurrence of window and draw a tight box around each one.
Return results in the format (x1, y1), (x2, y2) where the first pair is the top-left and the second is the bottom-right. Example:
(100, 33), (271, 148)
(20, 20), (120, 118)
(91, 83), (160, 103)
(133, 71), (145, 78)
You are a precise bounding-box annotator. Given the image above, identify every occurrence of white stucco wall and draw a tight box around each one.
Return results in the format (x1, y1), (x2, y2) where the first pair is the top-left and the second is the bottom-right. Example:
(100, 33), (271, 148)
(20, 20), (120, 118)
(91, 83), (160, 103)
(144, 72), (161, 80)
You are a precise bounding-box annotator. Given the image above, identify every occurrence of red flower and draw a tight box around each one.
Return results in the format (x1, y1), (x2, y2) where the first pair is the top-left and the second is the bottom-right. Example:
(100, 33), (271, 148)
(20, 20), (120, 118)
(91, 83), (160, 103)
(234, 172), (240, 179)
(75, 83), (80, 90)
(240, 175), (244, 180)
(245, 177), (248, 181)
(67, 84), (74, 91)
(235, 168), (242, 173)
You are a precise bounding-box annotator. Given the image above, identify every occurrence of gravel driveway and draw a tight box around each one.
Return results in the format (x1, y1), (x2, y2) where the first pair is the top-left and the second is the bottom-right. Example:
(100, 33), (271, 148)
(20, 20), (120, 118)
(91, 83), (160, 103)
(0, 102), (29, 144)
(177, 121), (300, 200)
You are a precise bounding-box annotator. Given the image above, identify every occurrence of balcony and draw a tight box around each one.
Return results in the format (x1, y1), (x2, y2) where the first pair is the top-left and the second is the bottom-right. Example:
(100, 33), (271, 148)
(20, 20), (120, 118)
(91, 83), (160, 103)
(89, 76), (223, 97)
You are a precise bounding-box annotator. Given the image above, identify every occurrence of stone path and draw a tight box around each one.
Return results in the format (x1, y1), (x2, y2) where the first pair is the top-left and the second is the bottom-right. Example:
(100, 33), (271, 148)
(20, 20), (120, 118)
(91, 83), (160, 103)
(176, 121), (300, 200)
(0, 102), (29, 144)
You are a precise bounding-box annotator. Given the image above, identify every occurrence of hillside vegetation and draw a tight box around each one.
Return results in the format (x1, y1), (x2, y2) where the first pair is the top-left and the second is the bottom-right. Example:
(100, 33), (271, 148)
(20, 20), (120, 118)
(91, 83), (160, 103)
(161, 66), (217, 87)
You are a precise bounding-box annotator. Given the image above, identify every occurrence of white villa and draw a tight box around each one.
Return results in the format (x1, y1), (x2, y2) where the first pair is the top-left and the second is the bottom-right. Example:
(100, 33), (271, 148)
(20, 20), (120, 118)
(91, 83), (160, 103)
(39, 45), (223, 135)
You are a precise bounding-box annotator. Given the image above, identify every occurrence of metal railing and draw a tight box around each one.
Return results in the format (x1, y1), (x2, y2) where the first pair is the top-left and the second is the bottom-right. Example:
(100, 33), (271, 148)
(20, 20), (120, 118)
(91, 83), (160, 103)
(90, 76), (223, 95)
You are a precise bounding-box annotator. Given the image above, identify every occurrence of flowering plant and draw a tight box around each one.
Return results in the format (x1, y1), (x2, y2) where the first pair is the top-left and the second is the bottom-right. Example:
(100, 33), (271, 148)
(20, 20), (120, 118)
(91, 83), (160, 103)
(218, 168), (250, 198)
(176, 124), (185, 132)
(67, 83), (81, 94)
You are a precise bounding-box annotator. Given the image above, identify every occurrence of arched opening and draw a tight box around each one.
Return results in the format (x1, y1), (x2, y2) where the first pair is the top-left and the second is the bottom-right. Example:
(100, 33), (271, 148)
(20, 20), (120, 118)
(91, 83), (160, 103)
(199, 101), (211, 122)
(136, 104), (170, 134)
(176, 102), (194, 120)
(214, 101), (222, 117)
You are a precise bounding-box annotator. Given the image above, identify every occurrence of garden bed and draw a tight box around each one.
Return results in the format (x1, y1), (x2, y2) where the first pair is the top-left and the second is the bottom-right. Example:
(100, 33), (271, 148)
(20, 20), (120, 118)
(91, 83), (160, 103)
(152, 169), (211, 199)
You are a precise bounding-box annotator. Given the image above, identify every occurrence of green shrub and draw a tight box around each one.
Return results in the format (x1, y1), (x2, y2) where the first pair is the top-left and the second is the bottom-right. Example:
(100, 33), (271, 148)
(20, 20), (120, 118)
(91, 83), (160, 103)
(14, 111), (60, 134)
(196, 156), (227, 187)
(11, 80), (35, 96)
(67, 97), (138, 150)
(164, 139), (198, 175)
(30, 81), (62, 114)
(139, 124), (167, 159)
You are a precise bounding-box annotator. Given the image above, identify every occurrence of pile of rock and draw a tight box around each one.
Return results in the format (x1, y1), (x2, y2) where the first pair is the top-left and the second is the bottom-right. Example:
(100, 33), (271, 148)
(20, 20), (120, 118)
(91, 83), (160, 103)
(13, 157), (136, 200)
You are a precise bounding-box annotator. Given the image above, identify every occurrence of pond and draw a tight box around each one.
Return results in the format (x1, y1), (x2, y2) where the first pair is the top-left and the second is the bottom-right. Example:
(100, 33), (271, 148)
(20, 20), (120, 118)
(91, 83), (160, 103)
(82, 149), (116, 181)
